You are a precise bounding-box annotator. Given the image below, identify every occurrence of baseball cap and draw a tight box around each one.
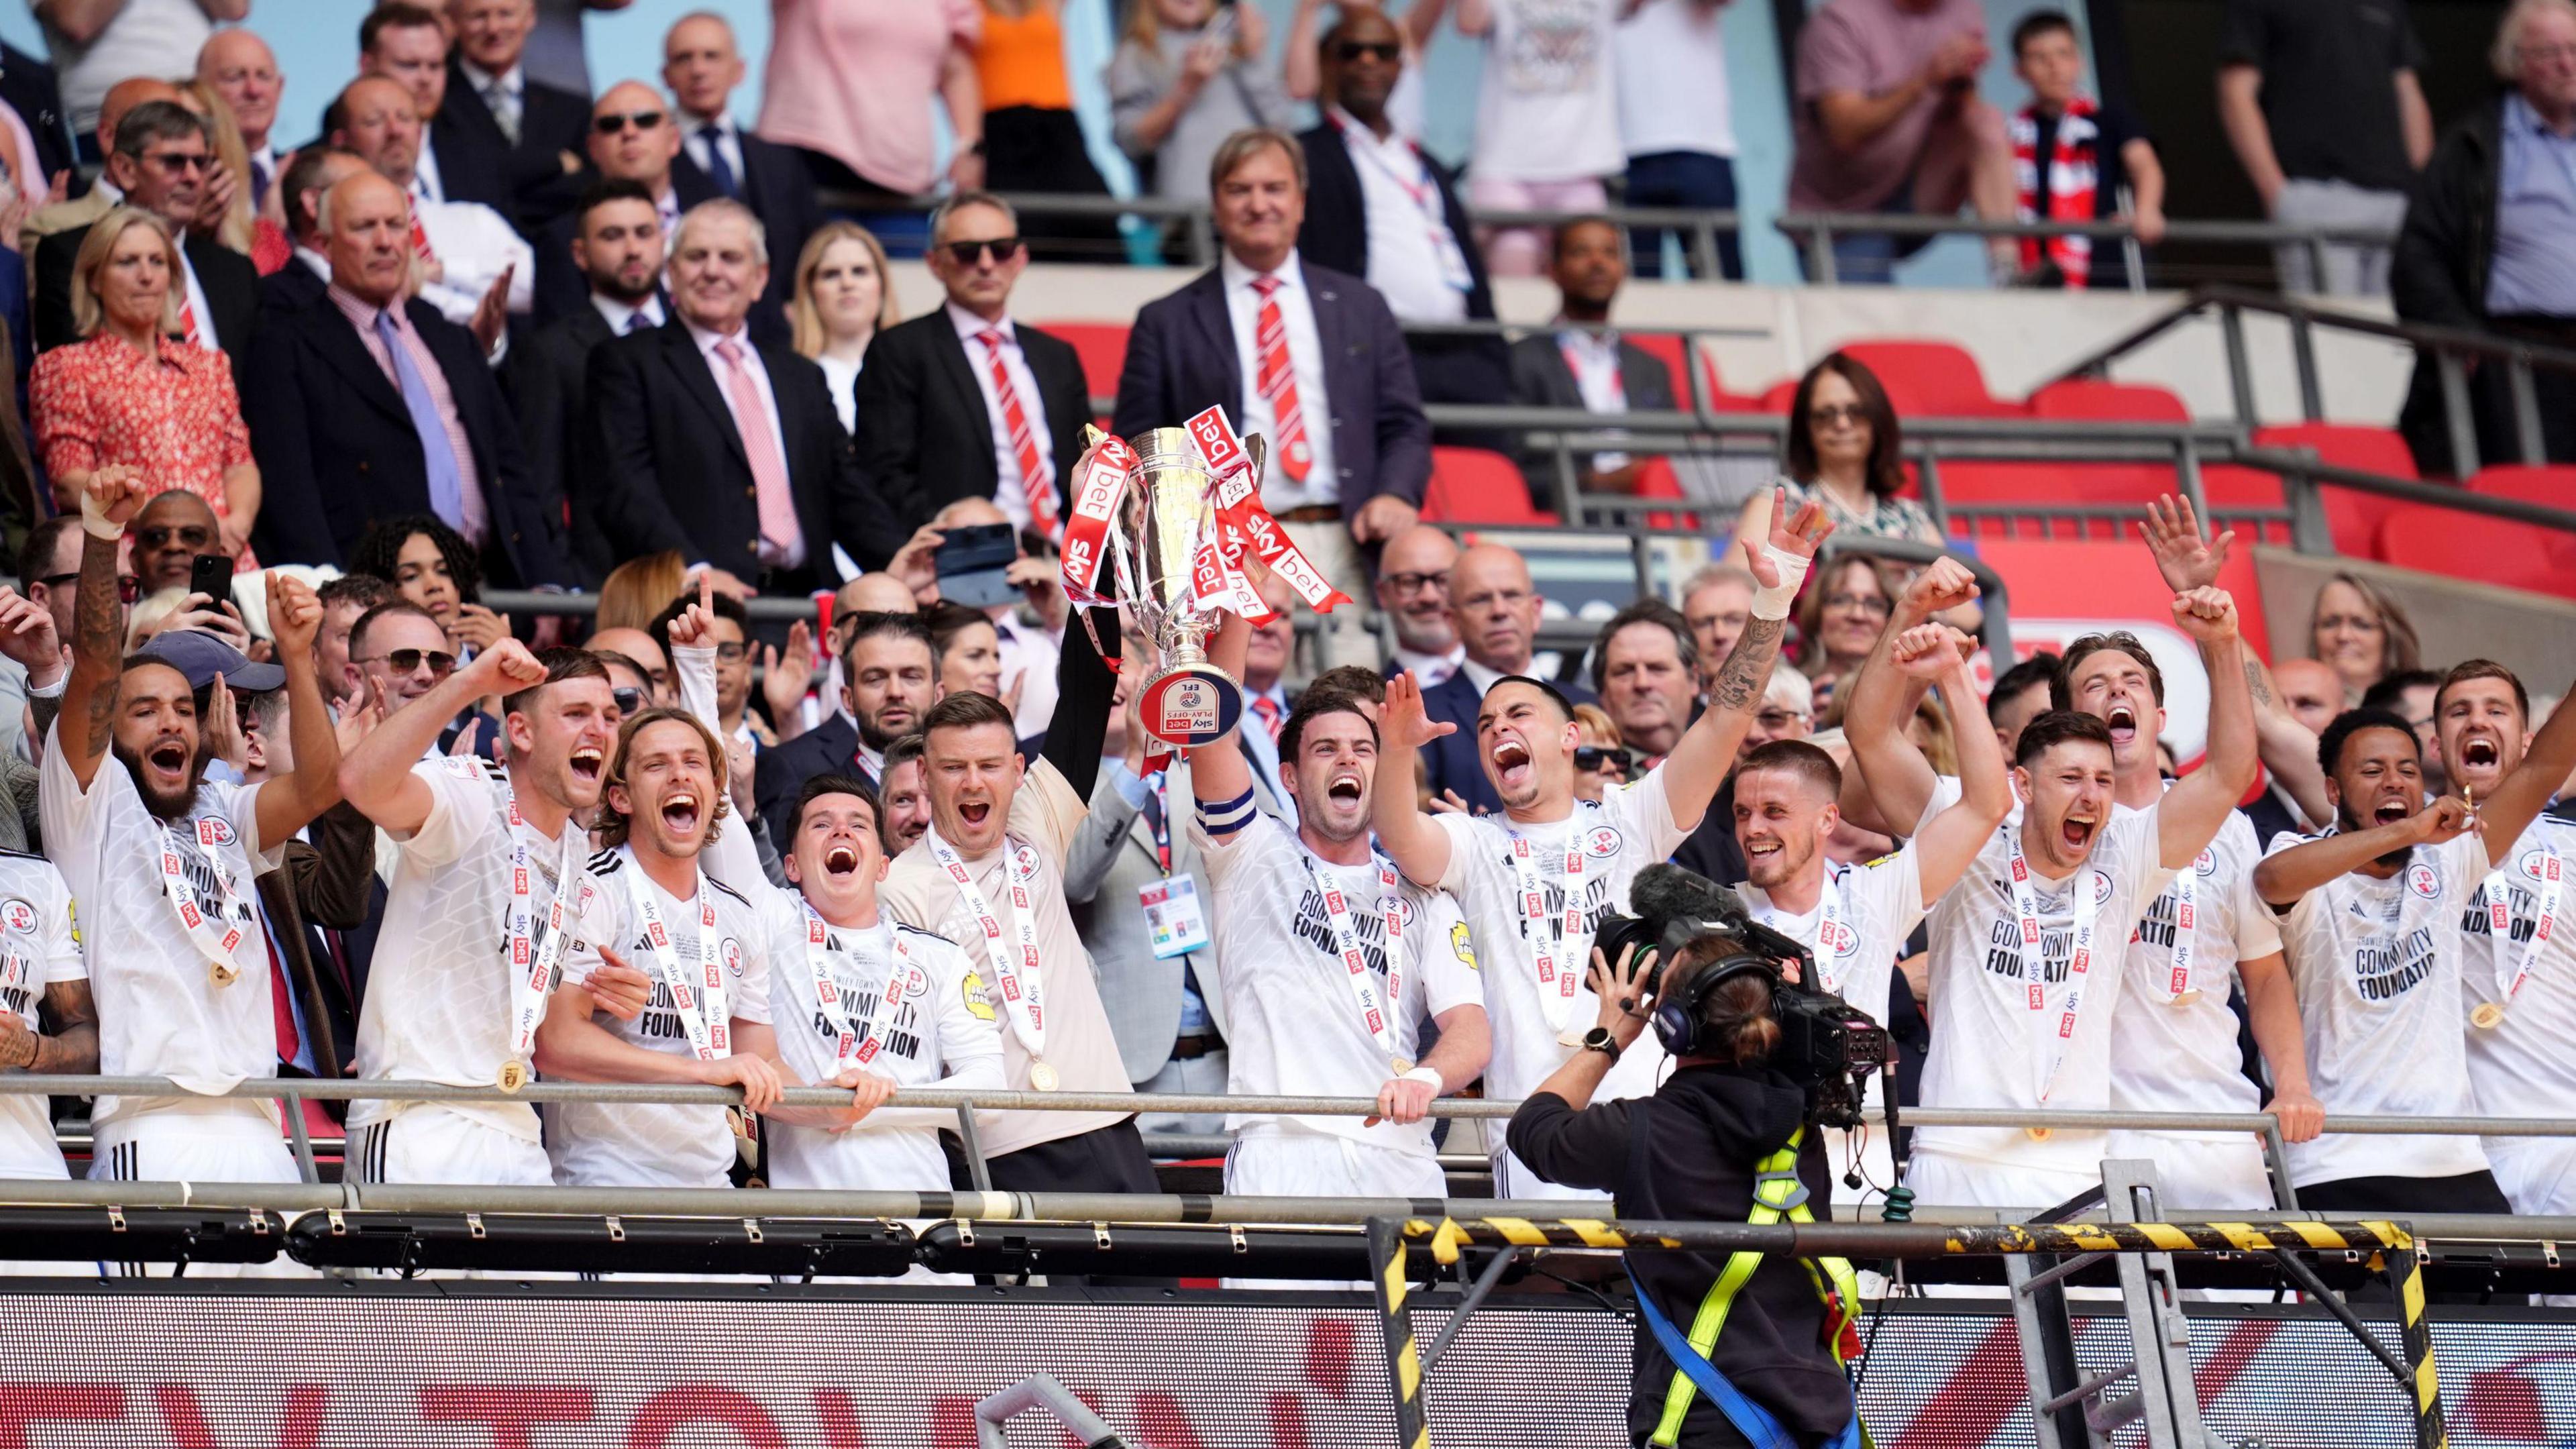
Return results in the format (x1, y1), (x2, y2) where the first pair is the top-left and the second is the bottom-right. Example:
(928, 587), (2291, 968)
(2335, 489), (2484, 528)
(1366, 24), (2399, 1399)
(133, 629), (288, 692)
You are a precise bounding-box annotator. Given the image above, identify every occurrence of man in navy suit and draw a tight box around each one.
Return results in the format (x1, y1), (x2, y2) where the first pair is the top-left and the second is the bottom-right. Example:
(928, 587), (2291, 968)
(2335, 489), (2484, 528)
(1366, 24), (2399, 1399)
(1419, 542), (1597, 815)
(1112, 126), (1430, 672)
(663, 12), (819, 333)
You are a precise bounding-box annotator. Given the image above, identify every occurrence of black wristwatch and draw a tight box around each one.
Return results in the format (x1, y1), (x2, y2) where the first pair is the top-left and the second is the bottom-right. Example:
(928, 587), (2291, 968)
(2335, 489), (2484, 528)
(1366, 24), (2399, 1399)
(1580, 1026), (1622, 1063)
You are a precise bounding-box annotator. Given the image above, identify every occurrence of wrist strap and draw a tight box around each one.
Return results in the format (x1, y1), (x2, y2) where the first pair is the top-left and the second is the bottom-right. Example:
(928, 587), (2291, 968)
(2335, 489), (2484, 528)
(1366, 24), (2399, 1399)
(77, 492), (121, 542)
(1750, 544), (1811, 621)
(1399, 1065), (1443, 1089)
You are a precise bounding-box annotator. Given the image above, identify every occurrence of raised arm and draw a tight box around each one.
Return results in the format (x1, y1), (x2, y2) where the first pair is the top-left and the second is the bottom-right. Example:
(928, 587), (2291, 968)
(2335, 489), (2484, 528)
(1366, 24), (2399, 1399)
(1189, 609), (1257, 835)
(2157, 587), (2259, 869)
(667, 577), (771, 894)
(1658, 490), (1829, 829)
(337, 640), (543, 835)
(1841, 556), (1981, 835)
(2473, 685), (2576, 865)
(251, 572), (354, 849)
(2252, 794), (2473, 905)
(57, 466), (148, 789)
(1372, 672), (1457, 887)
(1888, 625), (2011, 900)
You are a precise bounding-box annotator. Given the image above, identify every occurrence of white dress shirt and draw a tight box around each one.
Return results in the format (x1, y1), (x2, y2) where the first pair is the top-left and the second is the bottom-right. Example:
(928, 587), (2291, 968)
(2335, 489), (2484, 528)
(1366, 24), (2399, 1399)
(1220, 249), (1338, 512)
(991, 610), (1060, 742)
(946, 301), (1055, 531)
(687, 315), (802, 568)
(591, 292), (665, 337)
(415, 198), (536, 326)
(1555, 323), (1631, 470)
(684, 112), (747, 186)
(414, 134), (445, 205)
(294, 244), (328, 282)
(1393, 642), (1466, 686)
(1330, 107), (1470, 325)
(817, 353), (861, 433)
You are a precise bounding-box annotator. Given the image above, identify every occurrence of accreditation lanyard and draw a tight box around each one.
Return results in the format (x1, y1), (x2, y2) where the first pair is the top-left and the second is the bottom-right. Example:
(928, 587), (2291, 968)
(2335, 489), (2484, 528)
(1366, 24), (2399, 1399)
(1304, 851), (1409, 1067)
(626, 867), (729, 1062)
(1506, 825), (1588, 1033)
(499, 786), (585, 1065)
(800, 905), (916, 1070)
(1765, 873), (1852, 998)
(926, 829), (1047, 1058)
(2003, 830), (2102, 1102)
(2480, 847), (2563, 1010)
(1337, 117), (1473, 291)
(159, 816), (252, 985)
(1146, 771), (1173, 874)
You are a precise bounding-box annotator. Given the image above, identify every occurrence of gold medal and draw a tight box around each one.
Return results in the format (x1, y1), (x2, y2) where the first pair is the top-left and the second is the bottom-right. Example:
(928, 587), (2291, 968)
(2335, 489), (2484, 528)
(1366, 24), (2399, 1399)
(2471, 1002), (2508, 1030)
(2025, 1127), (2053, 1142)
(1391, 1057), (1415, 1076)
(1556, 1028), (1586, 1049)
(495, 1060), (529, 1093)
(209, 959), (239, 987)
(2168, 989), (2204, 1007)
(1029, 1059), (1060, 1091)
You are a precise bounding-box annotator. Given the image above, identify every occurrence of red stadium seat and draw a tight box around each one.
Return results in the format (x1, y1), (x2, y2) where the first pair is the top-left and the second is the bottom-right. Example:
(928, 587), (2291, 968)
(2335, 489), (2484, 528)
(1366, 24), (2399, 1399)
(2374, 504), (2576, 598)
(1423, 446), (1558, 525)
(2464, 463), (2576, 507)
(1935, 461), (2159, 541)
(1836, 339), (2025, 417)
(1051, 321), (1131, 397)
(2250, 423), (2420, 558)
(1632, 457), (1697, 531)
(2025, 378), (2192, 423)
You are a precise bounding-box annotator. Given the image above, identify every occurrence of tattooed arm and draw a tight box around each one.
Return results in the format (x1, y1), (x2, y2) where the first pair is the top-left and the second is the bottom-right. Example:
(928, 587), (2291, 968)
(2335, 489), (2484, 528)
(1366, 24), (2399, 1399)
(1656, 491), (1832, 832)
(5, 979), (99, 1074)
(58, 466), (150, 790)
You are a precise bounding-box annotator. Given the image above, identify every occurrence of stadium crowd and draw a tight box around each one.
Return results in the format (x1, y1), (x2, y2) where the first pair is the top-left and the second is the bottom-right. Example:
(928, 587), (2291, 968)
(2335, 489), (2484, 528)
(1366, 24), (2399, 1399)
(0, 0), (2559, 1293)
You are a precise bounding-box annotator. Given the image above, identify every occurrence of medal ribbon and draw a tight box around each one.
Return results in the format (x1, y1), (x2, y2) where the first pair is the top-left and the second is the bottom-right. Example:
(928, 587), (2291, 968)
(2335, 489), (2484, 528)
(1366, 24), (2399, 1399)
(626, 869), (729, 1062)
(501, 790), (585, 1064)
(158, 818), (250, 973)
(926, 829), (1047, 1057)
(1765, 872), (1851, 998)
(1505, 825), (1588, 1034)
(1304, 851), (1409, 1064)
(798, 905), (916, 1070)
(2480, 847), (2563, 1011)
(2163, 863), (2197, 1003)
(2002, 830), (2103, 1104)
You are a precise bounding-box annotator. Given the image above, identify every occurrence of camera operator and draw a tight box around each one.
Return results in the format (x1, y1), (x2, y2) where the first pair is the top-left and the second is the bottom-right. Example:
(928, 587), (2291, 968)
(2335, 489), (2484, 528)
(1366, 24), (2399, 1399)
(1508, 943), (1864, 1449)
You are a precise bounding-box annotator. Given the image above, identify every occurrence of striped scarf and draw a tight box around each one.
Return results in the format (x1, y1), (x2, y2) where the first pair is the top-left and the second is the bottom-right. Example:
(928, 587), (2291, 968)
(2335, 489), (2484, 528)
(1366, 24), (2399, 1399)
(2010, 99), (2100, 286)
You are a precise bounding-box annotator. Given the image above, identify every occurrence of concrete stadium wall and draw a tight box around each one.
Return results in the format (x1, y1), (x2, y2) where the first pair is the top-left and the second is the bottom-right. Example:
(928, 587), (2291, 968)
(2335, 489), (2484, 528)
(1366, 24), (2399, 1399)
(2254, 547), (2576, 693)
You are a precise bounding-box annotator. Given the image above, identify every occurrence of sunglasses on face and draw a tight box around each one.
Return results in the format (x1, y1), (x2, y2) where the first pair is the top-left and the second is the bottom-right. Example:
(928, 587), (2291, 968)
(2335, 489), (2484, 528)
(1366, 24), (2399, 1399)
(1574, 745), (1628, 777)
(140, 152), (210, 174)
(611, 686), (647, 715)
(135, 525), (214, 550)
(593, 109), (665, 133)
(366, 648), (458, 676)
(1809, 403), (1868, 427)
(940, 237), (1023, 267)
(1336, 40), (1401, 61)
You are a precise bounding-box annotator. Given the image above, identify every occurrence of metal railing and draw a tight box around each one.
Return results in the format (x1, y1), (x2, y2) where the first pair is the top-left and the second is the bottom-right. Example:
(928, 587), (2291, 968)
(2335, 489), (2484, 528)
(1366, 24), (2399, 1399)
(1774, 213), (2400, 291)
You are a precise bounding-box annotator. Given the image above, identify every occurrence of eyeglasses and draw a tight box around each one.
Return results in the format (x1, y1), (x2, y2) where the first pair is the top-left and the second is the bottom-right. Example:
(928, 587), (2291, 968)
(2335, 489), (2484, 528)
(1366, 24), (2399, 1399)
(139, 151), (211, 174)
(1825, 592), (1891, 616)
(1808, 403), (1868, 427)
(940, 237), (1024, 267)
(1754, 708), (1810, 731)
(134, 525), (214, 550)
(363, 648), (458, 676)
(611, 686), (647, 714)
(1573, 745), (1628, 777)
(1335, 40), (1401, 61)
(1379, 571), (1448, 596)
(593, 109), (666, 133)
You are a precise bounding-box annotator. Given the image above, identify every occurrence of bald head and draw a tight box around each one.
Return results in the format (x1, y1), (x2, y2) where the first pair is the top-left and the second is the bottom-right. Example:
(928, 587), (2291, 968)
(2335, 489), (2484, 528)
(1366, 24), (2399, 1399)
(2273, 656), (2345, 737)
(332, 75), (424, 186)
(1375, 524), (1460, 657)
(934, 498), (1012, 531)
(323, 168), (413, 305)
(590, 627), (669, 700)
(588, 80), (678, 189)
(99, 78), (182, 156)
(839, 574), (918, 616)
(1449, 543), (1541, 674)
(197, 31), (282, 150)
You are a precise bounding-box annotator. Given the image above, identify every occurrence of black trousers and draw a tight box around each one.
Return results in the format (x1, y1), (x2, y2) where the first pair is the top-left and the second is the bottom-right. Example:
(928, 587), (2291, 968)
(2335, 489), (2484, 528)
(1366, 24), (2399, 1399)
(2300, 1169), (2519, 1304)
(944, 1118), (1167, 1285)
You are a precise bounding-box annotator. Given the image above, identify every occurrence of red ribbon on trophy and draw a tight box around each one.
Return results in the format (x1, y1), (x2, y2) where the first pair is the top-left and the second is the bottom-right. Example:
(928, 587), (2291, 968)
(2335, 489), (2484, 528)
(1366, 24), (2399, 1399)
(1183, 407), (1352, 616)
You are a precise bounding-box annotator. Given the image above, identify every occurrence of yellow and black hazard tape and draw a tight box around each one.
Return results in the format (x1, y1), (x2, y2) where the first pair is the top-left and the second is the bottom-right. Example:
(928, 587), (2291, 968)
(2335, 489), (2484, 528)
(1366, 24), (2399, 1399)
(1395, 1216), (2418, 1265)
(1366, 1218), (1431, 1449)
(2386, 1246), (2448, 1449)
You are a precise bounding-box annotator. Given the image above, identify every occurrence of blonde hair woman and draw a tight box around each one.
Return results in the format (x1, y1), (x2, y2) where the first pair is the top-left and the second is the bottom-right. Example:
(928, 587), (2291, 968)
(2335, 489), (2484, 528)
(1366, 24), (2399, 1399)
(596, 551), (691, 634)
(788, 221), (900, 433)
(30, 208), (260, 564)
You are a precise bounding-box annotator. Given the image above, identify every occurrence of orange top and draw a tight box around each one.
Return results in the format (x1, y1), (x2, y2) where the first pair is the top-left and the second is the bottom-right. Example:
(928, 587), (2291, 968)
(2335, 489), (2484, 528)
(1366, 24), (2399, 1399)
(976, 1), (1073, 112)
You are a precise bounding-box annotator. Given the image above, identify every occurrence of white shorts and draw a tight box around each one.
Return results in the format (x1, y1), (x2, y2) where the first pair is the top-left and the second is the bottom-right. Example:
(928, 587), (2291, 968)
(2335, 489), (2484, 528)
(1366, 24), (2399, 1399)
(349, 1106), (553, 1187)
(1904, 1148), (2100, 1216)
(1490, 1143), (1612, 1203)
(2483, 1134), (2576, 1216)
(1226, 1130), (1447, 1200)
(90, 1108), (309, 1279)
(2106, 1130), (2279, 1212)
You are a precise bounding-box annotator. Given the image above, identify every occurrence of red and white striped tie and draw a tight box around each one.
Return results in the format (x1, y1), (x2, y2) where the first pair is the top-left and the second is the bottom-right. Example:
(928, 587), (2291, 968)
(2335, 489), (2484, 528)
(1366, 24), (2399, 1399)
(1251, 276), (1311, 484)
(176, 298), (201, 348)
(977, 329), (1060, 541)
(409, 215), (436, 266)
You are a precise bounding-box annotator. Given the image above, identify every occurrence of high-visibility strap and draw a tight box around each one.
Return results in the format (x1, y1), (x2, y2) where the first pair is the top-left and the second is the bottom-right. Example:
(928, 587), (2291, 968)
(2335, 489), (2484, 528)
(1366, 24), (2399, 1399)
(1648, 1125), (1867, 1448)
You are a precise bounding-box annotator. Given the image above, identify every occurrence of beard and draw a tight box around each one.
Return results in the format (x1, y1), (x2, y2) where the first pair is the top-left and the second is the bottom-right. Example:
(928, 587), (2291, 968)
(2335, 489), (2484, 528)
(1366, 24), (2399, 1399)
(113, 740), (210, 823)
(2336, 801), (2417, 871)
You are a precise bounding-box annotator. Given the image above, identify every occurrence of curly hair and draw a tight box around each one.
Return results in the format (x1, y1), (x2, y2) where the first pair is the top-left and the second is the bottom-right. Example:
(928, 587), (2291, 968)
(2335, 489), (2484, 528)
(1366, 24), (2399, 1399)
(595, 706), (733, 850)
(349, 514), (484, 603)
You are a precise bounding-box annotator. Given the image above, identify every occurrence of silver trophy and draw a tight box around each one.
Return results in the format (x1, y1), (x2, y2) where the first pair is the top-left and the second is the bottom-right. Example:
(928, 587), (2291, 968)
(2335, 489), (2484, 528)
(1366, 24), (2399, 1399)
(1089, 423), (1259, 749)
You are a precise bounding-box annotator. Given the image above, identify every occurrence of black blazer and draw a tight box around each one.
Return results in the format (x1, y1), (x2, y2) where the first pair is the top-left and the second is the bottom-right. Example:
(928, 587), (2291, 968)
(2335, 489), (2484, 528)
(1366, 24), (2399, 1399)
(258, 258), (328, 324)
(241, 292), (570, 587)
(852, 309), (1091, 533)
(1506, 331), (1679, 503)
(431, 58), (590, 231)
(580, 317), (906, 590)
(0, 44), (74, 186)
(529, 188), (791, 350)
(1297, 119), (1498, 325)
(503, 301), (622, 585)
(675, 126), (820, 328)
(1112, 261), (1432, 519)
(753, 712), (864, 847)
(1416, 664), (1599, 816)
(32, 226), (258, 359)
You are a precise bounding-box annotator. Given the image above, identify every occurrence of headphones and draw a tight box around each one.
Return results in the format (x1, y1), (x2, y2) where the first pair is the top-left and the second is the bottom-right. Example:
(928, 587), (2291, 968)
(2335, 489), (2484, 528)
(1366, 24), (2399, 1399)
(1650, 938), (1780, 1058)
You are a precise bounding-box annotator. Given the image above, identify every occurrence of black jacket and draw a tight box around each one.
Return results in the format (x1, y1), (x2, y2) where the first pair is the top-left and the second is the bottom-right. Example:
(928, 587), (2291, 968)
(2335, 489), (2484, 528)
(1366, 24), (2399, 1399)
(258, 258), (328, 324)
(580, 317), (906, 590)
(1297, 118), (1496, 325)
(1509, 1064), (1855, 1448)
(0, 44), (74, 186)
(431, 58), (590, 231)
(1507, 331), (1680, 507)
(504, 301), (618, 584)
(529, 175), (792, 349)
(853, 309), (1092, 533)
(753, 712), (864, 848)
(241, 292), (570, 588)
(2391, 93), (2506, 474)
(32, 226), (258, 362)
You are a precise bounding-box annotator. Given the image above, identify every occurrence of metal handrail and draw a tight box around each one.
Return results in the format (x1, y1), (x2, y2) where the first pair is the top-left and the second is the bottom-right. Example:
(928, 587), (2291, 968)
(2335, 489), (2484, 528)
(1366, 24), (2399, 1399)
(1774, 213), (2398, 290)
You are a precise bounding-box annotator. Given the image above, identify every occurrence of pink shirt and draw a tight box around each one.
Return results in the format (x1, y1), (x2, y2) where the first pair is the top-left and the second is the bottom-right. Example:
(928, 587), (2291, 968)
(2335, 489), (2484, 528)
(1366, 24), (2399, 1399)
(756, 0), (980, 195)
(1786, 0), (1988, 212)
(327, 284), (488, 545)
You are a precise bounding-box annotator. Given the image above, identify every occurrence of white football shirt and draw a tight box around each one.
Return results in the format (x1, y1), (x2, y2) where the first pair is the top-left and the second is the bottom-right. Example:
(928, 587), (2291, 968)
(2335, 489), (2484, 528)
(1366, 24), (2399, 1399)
(1739, 841), (1925, 1107)
(547, 843), (775, 1189)
(40, 728), (283, 1130)
(2267, 828), (2489, 1187)
(1431, 766), (1690, 1106)
(0, 852), (83, 1179)
(350, 759), (603, 1146)
(1917, 807), (2174, 1178)
(1195, 811), (1486, 1152)
(2461, 809), (2576, 1122)
(758, 889), (1007, 1191)
(2106, 808), (2282, 1119)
